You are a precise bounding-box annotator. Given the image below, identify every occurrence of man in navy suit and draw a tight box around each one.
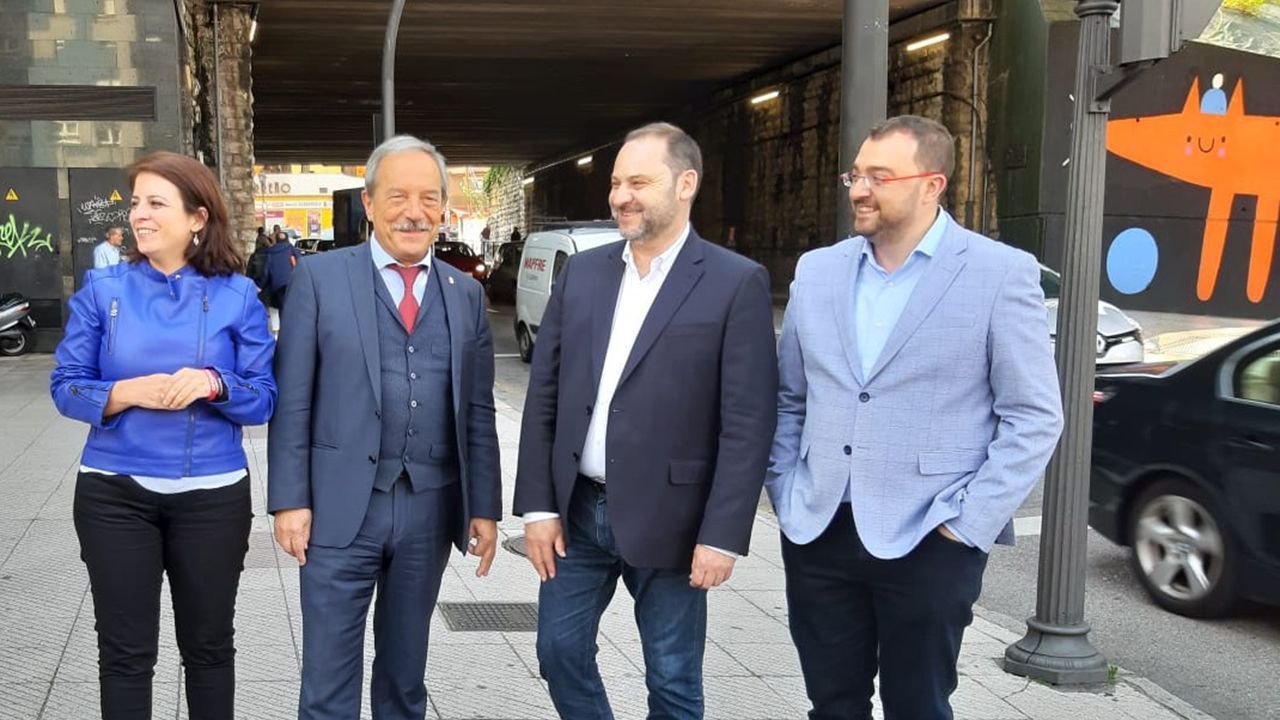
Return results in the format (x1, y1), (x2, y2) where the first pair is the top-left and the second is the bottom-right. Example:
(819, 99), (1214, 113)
(268, 135), (501, 720)
(514, 122), (779, 719)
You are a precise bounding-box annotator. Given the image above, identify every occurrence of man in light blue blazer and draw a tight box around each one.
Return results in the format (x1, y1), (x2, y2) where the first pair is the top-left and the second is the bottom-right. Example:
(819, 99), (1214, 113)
(768, 115), (1063, 720)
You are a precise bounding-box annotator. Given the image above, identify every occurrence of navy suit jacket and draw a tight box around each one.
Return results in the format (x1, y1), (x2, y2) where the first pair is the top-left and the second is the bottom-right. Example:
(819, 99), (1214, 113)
(514, 230), (778, 570)
(267, 242), (501, 550)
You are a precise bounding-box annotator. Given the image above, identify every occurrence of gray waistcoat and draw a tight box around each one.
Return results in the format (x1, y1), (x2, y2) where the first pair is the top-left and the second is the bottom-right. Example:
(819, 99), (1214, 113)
(371, 263), (456, 492)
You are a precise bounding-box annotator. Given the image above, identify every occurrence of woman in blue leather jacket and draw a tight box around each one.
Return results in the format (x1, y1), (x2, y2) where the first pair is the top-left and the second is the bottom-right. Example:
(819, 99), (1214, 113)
(50, 152), (277, 720)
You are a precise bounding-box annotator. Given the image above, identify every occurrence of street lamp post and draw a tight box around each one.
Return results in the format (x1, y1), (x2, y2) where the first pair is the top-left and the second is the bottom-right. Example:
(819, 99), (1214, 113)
(1003, 0), (1117, 685)
(381, 0), (408, 141)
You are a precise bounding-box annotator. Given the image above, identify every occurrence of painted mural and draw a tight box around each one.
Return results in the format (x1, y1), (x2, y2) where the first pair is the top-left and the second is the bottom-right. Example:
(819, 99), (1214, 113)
(1092, 40), (1280, 319)
(1107, 76), (1277, 305)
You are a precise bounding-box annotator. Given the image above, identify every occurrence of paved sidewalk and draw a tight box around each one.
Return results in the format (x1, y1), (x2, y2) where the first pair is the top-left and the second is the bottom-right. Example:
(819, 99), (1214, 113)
(1, 355), (1213, 719)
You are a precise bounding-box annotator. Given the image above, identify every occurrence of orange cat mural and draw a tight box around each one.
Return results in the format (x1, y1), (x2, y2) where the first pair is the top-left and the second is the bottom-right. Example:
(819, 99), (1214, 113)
(1106, 77), (1278, 303)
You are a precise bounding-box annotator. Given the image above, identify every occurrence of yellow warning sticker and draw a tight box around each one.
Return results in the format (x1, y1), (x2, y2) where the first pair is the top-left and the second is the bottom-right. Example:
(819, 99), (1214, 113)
(4, 188), (17, 201)
(109, 189), (122, 202)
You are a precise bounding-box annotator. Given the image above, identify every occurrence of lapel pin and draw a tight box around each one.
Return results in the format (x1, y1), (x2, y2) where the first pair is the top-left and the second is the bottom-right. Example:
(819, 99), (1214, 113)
(448, 277), (455, 285)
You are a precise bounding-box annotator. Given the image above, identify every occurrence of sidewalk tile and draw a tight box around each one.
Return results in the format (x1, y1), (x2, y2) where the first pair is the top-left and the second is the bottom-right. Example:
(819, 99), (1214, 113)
(704, 676), (807, 718)
(0, 682), (49, 719)
(428, 677), (557, 719)
(41, 681), (180, 720)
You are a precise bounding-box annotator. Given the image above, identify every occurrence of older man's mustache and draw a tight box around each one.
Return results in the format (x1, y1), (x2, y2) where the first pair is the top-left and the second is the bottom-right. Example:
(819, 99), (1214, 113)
(392, 222), (432, 233)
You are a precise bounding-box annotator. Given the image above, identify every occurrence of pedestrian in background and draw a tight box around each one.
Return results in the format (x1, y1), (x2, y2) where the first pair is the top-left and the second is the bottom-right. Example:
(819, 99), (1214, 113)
(93, 226), (126, 268)
(50, 151), (277, 720)
(767, 115), (1063, 719)
(260, 230), (301, 334)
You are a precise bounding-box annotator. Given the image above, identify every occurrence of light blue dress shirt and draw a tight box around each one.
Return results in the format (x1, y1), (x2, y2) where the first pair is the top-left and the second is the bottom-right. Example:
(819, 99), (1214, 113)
(93, 241), (122, 268)
(370, 235), (431, 304)
(853, 210), (948, 378)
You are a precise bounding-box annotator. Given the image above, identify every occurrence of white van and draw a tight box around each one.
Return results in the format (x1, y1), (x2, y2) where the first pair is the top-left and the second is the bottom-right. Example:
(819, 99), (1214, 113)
(514, 226), (622, 362)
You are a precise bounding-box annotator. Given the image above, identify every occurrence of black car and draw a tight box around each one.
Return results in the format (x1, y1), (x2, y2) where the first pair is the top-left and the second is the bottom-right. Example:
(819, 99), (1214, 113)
(1089, 320), (1280, 618)
(485, 241), (523, 304)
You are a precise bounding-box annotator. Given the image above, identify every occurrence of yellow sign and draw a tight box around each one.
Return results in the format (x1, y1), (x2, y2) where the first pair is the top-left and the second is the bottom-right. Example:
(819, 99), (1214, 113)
(109, 189), (122, 202)
(4, 188), (17, 201)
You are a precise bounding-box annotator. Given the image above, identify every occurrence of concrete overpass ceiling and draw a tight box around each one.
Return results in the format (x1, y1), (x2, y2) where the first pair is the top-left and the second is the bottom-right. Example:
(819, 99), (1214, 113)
(252, 0), (950, 165)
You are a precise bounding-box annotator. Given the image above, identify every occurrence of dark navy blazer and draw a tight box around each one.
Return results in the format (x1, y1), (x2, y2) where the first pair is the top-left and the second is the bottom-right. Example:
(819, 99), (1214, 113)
(267, 242), (501, 550)
(514, 230), (778, 569)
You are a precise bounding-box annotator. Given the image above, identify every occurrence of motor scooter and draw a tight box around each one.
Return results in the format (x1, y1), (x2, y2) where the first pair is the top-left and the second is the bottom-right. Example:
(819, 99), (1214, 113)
(0, 292), (37, 356)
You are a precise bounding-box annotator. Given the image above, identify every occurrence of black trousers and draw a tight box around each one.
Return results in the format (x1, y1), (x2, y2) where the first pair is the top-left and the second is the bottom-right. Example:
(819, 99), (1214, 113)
(781, 506), (988, 720)
(74, 471), (252, 720)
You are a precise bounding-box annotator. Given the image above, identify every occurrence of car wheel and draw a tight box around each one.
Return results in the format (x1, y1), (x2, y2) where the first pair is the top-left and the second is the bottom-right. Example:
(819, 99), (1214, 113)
(0, 326), (34, 356)
(1127, 479), (1237, 618)
(516, 323), (534, 364)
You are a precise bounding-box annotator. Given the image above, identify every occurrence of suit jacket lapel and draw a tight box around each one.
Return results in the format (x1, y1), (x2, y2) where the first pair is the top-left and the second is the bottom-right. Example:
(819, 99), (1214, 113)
(834, 239), (865, 385)
(589, 247), (625, 393)
(346, 243), (382, 407)
(865, 226), (968, 385)
(435, 264), (468, 423)
(617, 235), (706, 388)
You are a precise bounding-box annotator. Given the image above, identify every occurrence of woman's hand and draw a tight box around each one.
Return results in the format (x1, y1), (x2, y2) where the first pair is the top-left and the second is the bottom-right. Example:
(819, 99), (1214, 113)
(161, 367), (217, 410)
(105, 374), (174, 416)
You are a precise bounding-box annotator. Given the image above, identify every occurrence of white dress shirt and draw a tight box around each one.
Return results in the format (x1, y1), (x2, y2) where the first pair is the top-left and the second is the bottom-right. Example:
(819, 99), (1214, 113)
(579, 226), (689, 479)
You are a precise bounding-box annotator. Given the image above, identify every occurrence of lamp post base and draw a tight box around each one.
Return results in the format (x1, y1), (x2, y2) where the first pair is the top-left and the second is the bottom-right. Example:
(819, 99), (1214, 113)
(1004, 617), (1109, 685)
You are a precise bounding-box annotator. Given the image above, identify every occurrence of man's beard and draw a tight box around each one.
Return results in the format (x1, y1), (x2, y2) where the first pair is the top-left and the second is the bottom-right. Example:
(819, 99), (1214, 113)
(614, 198), (676, 245)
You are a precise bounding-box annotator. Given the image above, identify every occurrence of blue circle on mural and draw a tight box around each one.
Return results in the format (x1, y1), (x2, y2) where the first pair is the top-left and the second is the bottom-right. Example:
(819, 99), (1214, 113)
(1107, 228), (1159, 295)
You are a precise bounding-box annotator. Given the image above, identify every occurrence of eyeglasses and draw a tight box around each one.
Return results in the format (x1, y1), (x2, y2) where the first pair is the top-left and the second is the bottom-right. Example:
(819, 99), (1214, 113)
(838, 172), (942, 189)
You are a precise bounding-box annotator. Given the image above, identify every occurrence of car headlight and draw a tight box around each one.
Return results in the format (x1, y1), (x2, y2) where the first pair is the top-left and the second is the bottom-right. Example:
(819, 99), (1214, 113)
(1096, 333), (1107, 355)
(476, 263), (486, 272)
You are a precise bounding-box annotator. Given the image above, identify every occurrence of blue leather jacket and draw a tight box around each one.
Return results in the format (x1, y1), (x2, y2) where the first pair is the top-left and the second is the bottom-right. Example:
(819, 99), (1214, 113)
(51, 261), (277, 478)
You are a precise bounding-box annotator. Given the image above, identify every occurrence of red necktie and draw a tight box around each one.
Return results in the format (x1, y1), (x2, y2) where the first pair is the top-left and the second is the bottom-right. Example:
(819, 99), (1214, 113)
(391, 265), (423, 332)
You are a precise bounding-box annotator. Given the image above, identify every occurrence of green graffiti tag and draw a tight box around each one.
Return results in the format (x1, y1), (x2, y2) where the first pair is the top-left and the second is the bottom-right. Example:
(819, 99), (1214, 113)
(0, 214), (55, 258)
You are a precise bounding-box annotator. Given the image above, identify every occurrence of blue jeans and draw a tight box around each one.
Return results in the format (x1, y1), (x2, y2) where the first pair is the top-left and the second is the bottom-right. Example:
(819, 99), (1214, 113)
(537, 478), (707, 720)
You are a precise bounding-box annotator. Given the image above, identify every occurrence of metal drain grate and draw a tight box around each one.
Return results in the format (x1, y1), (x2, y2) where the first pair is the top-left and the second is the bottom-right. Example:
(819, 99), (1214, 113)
(438, 602), (539, 632)
(502, 535), (529, 558)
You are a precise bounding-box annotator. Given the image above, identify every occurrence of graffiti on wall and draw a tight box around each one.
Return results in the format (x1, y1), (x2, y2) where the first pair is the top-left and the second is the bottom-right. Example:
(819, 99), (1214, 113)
(0, 214), (55, 259)
(1106, 75), (1279, 304)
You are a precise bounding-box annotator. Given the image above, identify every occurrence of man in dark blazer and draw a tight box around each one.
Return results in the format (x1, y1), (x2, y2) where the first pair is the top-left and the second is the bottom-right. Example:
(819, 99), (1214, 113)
(268, 135), (501, 720)
(514, 122), (778, 719)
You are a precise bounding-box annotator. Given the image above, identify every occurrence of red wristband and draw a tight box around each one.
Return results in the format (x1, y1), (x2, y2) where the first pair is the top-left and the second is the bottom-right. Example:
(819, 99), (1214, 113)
(204, 369), (220, 401)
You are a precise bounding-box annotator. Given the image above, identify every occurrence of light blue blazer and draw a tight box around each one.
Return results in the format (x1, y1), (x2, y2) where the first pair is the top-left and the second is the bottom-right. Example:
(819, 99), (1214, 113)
(766, 215), (1064, 558)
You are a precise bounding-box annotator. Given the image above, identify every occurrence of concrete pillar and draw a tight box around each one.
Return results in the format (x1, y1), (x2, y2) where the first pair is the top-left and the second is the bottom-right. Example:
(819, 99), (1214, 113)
(836, 0), (889, 241)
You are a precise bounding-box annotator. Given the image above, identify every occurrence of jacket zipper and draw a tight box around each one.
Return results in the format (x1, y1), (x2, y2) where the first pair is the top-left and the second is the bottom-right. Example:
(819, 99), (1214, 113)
(184, 292), (210, 476)
(107, 298), (119, 355)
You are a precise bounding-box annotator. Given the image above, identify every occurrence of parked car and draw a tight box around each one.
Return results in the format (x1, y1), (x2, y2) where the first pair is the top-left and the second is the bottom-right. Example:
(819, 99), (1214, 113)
(1089, 319), (1280, 617)
(514, 226), (622, 362)
(485, 241), (524, 304)
(296, 237), (336, 255)
(434, 240), (487, 284)
(1040, 265), (1144, 365)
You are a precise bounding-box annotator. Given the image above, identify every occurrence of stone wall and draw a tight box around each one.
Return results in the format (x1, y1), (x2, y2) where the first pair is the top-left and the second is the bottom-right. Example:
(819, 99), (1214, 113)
(487, 168), (528, 246)
(184, 0), (257, 255)
(522, 0), (1000, 291)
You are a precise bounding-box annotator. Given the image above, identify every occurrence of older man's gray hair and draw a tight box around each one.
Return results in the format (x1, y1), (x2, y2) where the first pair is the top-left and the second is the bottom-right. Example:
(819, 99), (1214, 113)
(364, 135), (449, 199)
